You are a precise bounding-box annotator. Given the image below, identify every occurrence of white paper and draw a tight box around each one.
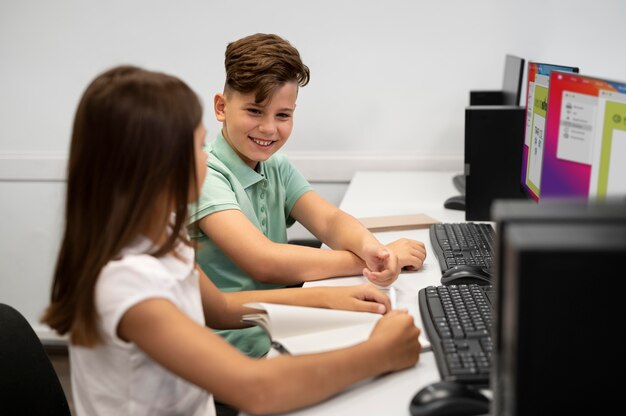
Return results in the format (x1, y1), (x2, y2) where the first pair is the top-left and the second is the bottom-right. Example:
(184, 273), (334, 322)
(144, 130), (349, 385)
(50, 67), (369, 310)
(243, 302), (431, 356)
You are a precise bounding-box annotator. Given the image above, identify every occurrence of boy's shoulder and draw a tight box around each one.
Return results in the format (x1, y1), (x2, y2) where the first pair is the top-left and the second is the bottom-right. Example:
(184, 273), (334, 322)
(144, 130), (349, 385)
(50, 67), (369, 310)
(205, 144), (238, 179)
(206, 150), (230, 172)
(264, 151), (290, 168)
(260, 153), (300, 181)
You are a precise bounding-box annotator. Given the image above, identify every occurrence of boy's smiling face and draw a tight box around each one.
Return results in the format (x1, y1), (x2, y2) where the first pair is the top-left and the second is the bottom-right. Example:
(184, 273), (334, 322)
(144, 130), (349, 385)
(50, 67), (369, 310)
(215, 82), (297, 169)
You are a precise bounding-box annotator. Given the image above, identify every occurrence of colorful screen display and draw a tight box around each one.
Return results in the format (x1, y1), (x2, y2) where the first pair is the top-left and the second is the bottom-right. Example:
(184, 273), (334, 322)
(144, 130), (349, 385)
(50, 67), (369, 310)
(588, 90), (626, 199)
(520, 63), (579, 201)
(540, 72), (626, 200)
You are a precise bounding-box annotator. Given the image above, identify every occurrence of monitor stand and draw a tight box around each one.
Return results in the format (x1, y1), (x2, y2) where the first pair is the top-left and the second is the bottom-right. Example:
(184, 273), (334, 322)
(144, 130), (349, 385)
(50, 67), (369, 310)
(443, 175), (466, 211)
(452, 174), (466, 195)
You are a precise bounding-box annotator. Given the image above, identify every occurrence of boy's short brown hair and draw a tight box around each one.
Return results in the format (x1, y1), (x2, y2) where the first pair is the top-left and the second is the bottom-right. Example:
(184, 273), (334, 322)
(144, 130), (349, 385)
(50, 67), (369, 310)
(224, 33), (310, 103)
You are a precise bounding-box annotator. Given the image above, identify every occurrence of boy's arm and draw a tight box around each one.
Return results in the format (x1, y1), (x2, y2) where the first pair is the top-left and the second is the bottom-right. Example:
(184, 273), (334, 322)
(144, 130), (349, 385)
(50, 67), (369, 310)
(292, 192), (426, 285)
(198, 210), (366, 284)
(197, 266), (391, 329)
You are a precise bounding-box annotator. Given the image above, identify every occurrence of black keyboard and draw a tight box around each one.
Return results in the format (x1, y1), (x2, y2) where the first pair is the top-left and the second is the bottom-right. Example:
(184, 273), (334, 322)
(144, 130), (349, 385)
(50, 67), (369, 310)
(419, 284), (494, 386)
(430, 223), (495, 275)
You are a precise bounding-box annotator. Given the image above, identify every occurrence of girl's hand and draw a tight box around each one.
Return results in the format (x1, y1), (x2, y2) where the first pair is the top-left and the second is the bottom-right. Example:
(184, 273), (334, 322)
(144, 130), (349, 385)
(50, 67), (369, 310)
(368, 309), (421, 371)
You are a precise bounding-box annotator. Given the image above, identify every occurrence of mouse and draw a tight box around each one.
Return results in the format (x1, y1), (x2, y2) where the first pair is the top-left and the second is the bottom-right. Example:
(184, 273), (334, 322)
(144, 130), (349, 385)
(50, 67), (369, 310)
(409, 380), (490, 416)
(440, 265), (492, 286)
(443, 195), (466, 211)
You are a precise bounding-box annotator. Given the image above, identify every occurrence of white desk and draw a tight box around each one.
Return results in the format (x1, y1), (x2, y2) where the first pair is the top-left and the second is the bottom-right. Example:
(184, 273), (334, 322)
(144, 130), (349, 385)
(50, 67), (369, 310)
(280, 171), (466, 416)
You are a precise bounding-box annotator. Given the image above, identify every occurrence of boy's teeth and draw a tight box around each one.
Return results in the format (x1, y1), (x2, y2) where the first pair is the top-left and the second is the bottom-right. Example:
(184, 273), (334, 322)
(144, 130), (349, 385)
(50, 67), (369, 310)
(252, 138), (272, 146)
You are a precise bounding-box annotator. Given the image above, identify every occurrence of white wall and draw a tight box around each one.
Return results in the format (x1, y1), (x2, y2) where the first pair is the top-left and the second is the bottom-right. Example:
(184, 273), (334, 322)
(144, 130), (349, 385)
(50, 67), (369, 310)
(1, 0), (625, 330)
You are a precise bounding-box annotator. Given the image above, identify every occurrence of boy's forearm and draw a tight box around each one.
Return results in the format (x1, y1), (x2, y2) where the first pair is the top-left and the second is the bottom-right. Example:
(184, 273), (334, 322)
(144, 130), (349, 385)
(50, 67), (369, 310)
(223, 286), (336, 318)
(322, 210), (381, 259)
(254, 244), (365, 284)
(220, 285), (363, 329)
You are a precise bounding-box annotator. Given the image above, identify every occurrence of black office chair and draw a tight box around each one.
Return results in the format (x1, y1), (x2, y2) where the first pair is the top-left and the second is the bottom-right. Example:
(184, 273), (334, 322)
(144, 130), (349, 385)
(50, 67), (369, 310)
(286, 238), (322, 288)
(287, 238), (322, 249)
(0, 303), (71, 416)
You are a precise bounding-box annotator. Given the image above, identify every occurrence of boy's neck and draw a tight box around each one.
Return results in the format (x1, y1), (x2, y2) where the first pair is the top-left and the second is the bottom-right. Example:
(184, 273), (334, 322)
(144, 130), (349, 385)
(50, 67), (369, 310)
(220, 128), (261, 172)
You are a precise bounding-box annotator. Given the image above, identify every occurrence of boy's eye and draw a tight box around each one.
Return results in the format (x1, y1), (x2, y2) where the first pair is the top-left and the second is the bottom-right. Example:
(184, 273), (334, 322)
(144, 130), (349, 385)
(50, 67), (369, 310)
(277, 113), (291, 119)
(247, 108), (262, 115)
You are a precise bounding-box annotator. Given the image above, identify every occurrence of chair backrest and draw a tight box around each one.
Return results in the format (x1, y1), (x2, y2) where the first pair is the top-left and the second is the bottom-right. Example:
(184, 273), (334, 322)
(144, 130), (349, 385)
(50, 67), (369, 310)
(0, 303), (71, 416)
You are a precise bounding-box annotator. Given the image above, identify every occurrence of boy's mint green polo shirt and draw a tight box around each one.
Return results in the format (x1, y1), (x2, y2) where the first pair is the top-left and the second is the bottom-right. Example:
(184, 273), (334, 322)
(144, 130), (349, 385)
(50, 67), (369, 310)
(188, 131), (313, 357)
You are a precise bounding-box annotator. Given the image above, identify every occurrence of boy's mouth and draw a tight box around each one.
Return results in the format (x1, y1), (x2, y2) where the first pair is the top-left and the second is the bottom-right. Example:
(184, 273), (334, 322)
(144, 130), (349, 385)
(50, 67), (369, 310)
(249, 136), (274, 147)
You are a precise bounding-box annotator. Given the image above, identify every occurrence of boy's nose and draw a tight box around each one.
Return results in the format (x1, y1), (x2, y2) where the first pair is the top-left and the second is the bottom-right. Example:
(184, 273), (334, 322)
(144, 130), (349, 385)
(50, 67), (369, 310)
(258, 117), (277, 135)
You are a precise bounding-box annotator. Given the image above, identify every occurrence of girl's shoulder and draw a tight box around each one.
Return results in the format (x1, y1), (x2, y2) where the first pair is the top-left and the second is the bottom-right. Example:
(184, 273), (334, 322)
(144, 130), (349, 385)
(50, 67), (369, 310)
(100, 238), (194, 285)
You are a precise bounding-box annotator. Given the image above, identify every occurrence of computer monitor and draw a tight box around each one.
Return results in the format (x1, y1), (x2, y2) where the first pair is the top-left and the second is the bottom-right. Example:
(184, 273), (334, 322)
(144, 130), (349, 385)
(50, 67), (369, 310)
(490, 200), (626, 415)
(469, 54), (525, 107)
(501, 54), (526, 106)
(449, 55), (526, 214)
(453, 54), (526, 204)
(539, 72), (626, 201)
(520, 62), (579, 201)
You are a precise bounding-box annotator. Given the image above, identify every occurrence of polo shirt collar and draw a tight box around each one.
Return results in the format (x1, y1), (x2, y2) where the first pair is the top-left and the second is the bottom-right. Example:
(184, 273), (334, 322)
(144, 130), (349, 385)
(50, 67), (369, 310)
(211, 130), (265, 189)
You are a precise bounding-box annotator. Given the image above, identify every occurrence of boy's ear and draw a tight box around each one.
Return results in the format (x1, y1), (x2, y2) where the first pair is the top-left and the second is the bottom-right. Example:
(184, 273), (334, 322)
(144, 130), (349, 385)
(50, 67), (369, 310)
(214, 93), (226, 122)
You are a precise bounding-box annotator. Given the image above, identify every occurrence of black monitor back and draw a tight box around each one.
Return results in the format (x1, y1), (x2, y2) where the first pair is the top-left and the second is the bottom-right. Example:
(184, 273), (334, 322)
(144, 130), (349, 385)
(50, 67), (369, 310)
(464, 106), (526, 221)
(491, 200), (626, 415)
(453, 54), (525, 202)
(470, 54), (525, 106)
(502, 54), (526, 106)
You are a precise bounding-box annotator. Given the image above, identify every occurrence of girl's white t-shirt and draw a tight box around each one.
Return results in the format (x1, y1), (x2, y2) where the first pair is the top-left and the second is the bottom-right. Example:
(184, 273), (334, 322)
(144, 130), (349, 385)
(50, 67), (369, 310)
(69, 236), (216, 416)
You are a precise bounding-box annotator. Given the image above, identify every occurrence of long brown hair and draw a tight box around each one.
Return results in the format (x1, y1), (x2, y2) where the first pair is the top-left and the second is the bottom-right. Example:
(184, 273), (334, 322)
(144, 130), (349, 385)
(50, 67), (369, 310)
(42, 66), (203, 346)
(224, 33), (310, 103)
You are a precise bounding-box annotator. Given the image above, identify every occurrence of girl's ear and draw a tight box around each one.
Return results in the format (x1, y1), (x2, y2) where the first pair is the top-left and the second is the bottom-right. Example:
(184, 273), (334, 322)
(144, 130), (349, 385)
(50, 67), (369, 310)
(214, 93), (226, 122)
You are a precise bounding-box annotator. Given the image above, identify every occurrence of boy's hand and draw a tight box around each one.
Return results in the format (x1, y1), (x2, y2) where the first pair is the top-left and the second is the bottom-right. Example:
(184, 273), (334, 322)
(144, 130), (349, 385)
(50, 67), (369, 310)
(361, 244), (400, 287)
(369, 310), (421, 371)
(386, 238), (427, 271)
(323, 284), (391, 315)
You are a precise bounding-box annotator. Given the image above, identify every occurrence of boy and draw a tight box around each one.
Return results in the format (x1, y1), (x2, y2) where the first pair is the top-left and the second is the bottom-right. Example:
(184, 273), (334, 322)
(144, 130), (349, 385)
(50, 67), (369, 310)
(189, 33), (426, 356)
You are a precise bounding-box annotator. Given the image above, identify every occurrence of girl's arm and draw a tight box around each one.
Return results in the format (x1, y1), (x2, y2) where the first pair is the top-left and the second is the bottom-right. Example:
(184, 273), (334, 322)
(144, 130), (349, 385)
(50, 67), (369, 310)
(117, 295), (420, 415)
(197, 265), (391, 330)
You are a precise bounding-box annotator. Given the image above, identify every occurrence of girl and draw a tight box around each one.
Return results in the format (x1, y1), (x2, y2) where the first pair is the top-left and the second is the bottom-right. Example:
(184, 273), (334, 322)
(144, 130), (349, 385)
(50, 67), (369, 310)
(42, 66), (421, 416)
